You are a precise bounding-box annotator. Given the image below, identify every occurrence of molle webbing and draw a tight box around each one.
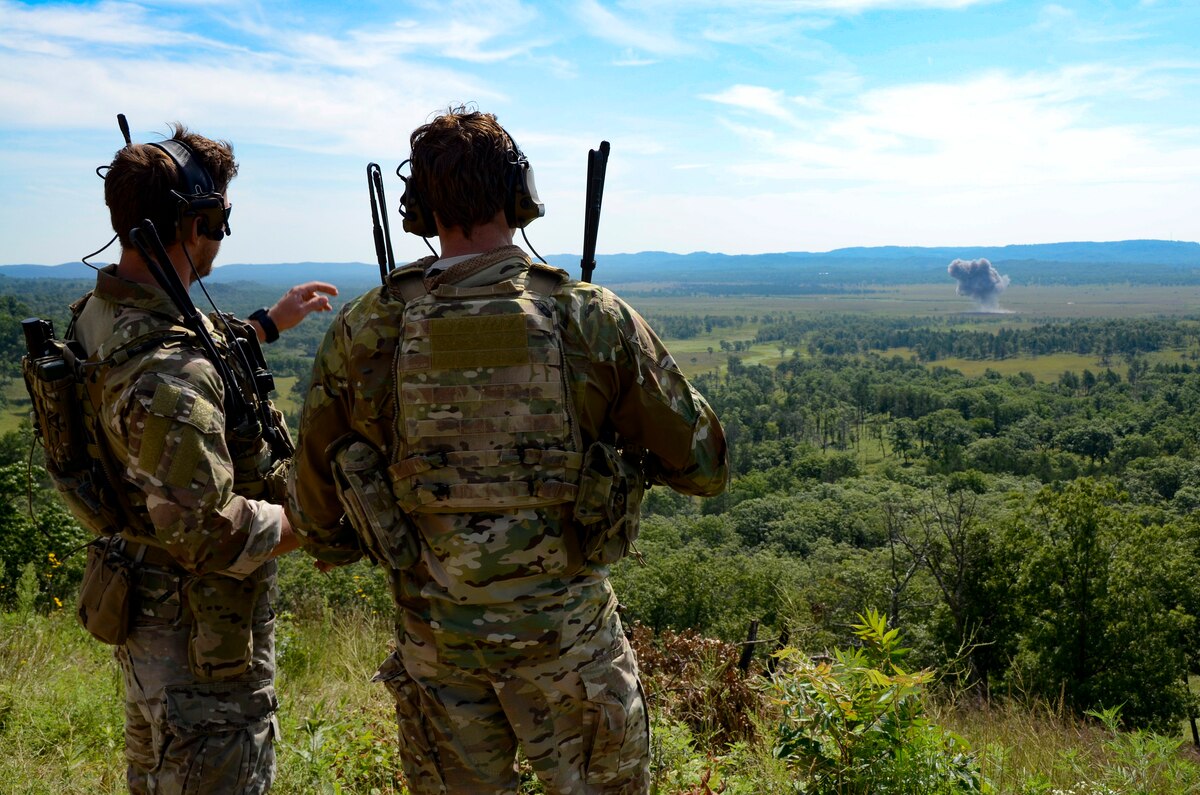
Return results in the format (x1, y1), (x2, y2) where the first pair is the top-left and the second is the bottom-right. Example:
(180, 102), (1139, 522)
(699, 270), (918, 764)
(391, 279), (581, 514)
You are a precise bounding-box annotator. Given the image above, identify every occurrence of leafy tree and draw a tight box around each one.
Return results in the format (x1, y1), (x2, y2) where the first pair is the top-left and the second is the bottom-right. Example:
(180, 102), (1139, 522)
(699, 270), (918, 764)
(1004, 479), (1195, 730)
(1055, 424), (1116, 467)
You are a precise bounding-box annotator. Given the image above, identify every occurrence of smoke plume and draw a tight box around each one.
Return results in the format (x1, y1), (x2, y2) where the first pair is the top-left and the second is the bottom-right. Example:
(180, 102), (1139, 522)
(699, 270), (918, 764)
(947, 257), (1010, 312)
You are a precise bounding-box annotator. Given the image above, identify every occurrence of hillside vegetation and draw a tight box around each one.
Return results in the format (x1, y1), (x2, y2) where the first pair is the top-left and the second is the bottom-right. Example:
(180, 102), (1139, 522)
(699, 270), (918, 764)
(6, 273), (1200, 792)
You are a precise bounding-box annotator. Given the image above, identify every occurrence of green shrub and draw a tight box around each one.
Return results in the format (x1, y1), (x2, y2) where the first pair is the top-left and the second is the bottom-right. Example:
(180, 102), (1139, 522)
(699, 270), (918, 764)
(1038, 706), (1200, 795)
(768, 608), (987, 795)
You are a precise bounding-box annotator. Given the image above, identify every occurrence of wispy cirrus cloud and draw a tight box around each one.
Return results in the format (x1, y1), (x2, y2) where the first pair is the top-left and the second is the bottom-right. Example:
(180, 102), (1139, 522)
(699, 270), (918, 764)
(739, 0), (988, 8)
(1034, 3), (1153, 44)
(702, 85), (804, 125)
(576, 0), (693, 56)
(616, 0), (993, 14)
(0, 46), (487, 152)
(0, 0), (543, 147)
(705, 63), (1200, 194)
(0, 0), (231, 54)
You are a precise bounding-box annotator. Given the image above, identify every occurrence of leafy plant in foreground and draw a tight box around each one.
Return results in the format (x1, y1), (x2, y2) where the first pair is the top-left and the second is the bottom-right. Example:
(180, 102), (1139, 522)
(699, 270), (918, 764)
(769, 608), (987, 794)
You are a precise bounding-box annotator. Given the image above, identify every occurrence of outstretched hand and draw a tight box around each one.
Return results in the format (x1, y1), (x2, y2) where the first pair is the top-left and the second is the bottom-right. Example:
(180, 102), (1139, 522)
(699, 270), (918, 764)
(269, 281), (338, 334)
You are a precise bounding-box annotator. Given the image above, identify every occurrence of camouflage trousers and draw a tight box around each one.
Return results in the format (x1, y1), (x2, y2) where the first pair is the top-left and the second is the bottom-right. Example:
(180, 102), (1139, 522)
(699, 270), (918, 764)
(376, 610), (650, 795)
(115, 561), (279, 795)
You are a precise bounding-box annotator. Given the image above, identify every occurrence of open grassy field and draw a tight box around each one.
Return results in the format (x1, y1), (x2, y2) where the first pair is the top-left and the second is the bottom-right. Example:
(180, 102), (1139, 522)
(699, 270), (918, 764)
(1, 378), (28, 436)
(636, 282), (1200, 380)
(627, 282), (1200, 320)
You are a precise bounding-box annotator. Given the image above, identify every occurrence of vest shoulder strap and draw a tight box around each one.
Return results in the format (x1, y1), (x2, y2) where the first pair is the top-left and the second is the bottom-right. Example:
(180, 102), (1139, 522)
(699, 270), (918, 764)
(388, 267), (429, 304)
(528, 262), (569, 297)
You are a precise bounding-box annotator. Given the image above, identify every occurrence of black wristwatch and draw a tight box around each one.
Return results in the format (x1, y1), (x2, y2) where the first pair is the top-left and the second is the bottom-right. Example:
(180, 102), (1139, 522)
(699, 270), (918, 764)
(249, 307), (279, 344)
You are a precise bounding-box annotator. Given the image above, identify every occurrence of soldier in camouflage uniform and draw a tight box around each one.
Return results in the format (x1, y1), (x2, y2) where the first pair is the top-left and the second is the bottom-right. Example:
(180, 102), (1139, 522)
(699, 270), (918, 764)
(288, 108), (728, 794)
(72, 123), (337, 794)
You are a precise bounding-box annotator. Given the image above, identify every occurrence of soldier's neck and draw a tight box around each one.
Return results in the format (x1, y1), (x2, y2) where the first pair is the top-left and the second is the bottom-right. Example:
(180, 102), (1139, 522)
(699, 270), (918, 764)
(116, 246), (194, 290)
(436, 213), (514, 259)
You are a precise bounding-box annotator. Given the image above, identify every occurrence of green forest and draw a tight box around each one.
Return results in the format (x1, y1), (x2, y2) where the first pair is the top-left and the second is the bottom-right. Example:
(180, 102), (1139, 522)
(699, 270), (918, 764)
(6, 274), (1200, 793)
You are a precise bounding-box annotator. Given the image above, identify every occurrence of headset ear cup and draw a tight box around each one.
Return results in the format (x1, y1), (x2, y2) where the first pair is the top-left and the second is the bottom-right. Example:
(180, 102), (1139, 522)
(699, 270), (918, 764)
(509, 160), (544, 229)
(400, 182), (436, 238)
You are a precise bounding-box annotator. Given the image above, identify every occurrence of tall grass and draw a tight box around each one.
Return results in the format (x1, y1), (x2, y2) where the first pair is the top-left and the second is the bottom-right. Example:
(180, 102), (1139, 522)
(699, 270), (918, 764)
(0, 579), (126, 795)
(4, 595), (1200, 794)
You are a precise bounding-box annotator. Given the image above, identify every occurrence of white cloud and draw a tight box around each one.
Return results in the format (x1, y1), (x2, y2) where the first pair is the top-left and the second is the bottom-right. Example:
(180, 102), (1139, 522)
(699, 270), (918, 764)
(1033, 2), (1154, 44)
(755, 0), (987, 8)
(625, 0), (992, 14)
(0, 0), (229, 53)
(0, 0), (537, 151)
(702, 84), (802, 125)
(0, 48), (487, 155)
(704, 65), (1200, 196)
(576, 0), (692, 56)
(613, 49), (659, 67)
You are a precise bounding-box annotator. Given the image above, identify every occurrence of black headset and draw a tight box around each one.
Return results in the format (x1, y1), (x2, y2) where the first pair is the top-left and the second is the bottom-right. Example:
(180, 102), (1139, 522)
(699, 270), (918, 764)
(104, 115), (231, 242)
(146, 138), (231, 242)
(397, 125), (545, 238)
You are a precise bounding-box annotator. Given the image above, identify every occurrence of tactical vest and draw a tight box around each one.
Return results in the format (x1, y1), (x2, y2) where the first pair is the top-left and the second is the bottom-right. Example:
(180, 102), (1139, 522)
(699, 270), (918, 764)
(385, 266), (585, 515)
(23, 294), (282, 543)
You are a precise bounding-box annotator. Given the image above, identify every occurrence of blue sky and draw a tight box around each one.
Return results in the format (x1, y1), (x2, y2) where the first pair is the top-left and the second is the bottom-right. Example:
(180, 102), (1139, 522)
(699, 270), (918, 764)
(1, 0), (1197, 265)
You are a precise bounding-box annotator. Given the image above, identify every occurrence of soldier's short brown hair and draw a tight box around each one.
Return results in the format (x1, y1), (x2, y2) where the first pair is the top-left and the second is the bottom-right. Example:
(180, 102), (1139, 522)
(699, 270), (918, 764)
(409, 107), (517, 238)
(104, 123), (238, 248)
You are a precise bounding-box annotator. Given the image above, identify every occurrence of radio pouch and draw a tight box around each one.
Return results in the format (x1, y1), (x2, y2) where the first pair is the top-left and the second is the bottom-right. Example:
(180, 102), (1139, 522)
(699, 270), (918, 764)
(573, 441), (645, 565)
(332, 438), (420, 570)
(23, 340), (126, 537)
(76, 537), (133, 645)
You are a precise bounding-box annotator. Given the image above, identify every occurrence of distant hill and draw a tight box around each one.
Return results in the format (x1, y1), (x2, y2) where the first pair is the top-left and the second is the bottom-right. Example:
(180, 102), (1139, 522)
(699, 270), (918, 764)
(6, 240), (1200, 294)
(0, 261), (380, 288)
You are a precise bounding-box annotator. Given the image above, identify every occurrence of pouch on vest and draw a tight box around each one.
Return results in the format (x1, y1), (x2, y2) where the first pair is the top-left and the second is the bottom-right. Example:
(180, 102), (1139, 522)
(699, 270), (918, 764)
(22, 338), (125, 537)
(76, 537), (133, 645)
(574, 441), (646, 565)
(185, 573), (260, 679)
(333, 438), (420, 570)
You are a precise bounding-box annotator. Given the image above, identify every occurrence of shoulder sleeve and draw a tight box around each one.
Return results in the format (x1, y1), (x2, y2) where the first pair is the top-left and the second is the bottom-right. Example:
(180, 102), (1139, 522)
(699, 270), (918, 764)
(117, 353), (282, 577)
(286, 301), (366, 564)
(563, 285), (728, 497)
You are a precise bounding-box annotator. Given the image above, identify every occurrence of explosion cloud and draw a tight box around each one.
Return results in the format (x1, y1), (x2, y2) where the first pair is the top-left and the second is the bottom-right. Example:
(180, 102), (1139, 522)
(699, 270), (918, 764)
(948, 257), (1010, 312)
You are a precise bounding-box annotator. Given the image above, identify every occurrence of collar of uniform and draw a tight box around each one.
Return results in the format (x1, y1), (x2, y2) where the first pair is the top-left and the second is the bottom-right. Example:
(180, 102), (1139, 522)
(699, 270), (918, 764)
(93, 263), (186, 323)
(426, 245), (531, 290)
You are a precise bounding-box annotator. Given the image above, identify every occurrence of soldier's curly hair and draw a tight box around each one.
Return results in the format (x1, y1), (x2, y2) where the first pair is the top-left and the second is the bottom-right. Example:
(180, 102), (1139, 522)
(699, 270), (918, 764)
(105, 123), (238, 248)
(409, 106), (519, 239)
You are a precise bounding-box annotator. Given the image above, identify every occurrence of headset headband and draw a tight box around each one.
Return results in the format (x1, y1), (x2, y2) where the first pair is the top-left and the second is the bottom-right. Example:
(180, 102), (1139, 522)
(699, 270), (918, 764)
(145, 138), (230, 241)
(399, 120), (544, 238)
(148, 139), (217, 197)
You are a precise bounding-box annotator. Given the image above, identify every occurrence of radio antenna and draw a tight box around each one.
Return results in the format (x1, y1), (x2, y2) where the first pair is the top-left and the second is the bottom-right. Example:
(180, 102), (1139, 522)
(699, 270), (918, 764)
(117, 113), (132, 147)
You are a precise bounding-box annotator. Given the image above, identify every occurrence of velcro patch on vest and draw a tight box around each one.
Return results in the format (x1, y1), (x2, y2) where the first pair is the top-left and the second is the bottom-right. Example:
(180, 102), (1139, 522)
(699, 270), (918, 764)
(428, 314), (529, 370)
(137, 378), (221, 489)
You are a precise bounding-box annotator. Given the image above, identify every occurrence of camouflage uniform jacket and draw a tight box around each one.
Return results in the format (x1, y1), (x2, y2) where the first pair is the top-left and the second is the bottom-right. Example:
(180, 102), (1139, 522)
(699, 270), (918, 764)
(289, 246), (727, 667)
(71, 264), (284, 578)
